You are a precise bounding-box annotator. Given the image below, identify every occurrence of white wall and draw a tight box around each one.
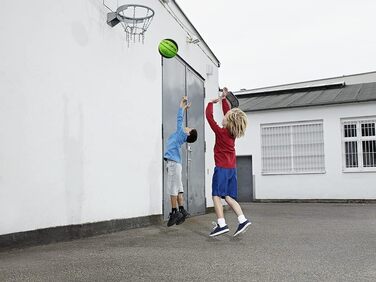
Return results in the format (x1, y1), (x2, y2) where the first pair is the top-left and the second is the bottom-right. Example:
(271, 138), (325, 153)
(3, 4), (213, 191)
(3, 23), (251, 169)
(0, 0), (219, 235)
(236, 102), (376, 199)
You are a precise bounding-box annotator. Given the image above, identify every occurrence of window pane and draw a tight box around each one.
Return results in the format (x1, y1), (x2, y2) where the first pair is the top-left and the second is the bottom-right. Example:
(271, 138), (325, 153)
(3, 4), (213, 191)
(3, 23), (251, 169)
(345, 141), (358, 168)
(362, 140), (376, 167)
(344, 124), (357, 137)
(261, 125), (292, 173)
(292, 123), (325, 172)
(361, 123), (376, 137)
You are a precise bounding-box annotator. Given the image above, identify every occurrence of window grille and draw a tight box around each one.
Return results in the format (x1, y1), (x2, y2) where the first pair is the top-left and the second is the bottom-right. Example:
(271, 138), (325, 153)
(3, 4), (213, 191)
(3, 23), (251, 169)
(261, 121), (325, 174)
(342, 117), (376, 172)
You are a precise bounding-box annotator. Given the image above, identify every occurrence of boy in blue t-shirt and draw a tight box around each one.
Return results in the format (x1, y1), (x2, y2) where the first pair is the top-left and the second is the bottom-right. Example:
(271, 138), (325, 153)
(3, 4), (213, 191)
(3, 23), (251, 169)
(164, 96), (198, 227)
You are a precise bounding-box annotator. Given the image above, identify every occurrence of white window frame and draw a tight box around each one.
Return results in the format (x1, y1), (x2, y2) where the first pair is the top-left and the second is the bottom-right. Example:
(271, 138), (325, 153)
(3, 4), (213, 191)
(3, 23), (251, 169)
(341, 116), (376, 173)
(260, 120), (325, 175)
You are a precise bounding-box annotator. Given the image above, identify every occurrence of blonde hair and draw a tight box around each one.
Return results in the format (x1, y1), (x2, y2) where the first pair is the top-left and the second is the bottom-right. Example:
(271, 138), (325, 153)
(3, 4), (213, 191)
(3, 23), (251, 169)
(225, 108), (248, 138)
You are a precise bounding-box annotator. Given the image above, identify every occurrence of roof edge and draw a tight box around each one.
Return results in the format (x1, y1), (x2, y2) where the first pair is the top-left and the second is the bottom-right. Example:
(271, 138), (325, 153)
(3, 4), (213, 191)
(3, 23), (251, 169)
(236, 82), (346, 99)
(171, 0), (221, 67)
(240, 99), (376, 113)
(235, 70), (376, 94)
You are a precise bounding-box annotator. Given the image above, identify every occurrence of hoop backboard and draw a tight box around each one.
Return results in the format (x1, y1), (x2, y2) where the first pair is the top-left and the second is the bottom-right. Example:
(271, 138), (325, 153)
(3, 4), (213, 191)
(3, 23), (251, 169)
(103, 0), (130, 13)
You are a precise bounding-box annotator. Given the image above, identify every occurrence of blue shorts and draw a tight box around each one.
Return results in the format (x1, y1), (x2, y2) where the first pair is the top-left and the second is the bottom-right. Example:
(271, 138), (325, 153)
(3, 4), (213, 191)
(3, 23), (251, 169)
(212, 167), (238, 200)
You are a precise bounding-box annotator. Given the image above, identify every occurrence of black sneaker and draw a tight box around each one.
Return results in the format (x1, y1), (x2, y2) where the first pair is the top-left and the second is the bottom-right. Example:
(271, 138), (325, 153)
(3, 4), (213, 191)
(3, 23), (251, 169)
(209, 223), (229, 237)
(180, 208), (190, 219)
(233, 220), (252, 237)
(167, 212), (183, 227)
(176, 209), (189, 225)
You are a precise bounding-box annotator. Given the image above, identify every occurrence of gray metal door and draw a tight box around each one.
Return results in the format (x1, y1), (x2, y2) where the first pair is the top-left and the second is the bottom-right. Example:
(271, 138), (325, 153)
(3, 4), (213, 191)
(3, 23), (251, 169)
(236, 156), (253, 202)
(186, 69), (205, 216)
(162, 57), (205, 220)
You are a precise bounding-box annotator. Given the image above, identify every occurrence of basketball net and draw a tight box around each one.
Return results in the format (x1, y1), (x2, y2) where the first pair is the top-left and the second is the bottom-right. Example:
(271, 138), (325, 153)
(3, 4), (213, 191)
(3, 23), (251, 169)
(117, 5), (154, 47)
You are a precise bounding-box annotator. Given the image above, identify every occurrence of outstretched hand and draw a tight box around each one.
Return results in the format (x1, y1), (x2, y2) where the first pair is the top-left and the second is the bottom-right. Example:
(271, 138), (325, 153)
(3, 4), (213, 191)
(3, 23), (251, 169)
(180, 96), (187, 108)
(180, 96), (191, 110)
(220, 87), (229, 99)
(184, 102), (191, 110)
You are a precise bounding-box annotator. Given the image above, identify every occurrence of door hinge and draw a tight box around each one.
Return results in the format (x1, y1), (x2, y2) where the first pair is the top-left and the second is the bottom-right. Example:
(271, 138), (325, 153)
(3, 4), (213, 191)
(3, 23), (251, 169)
(204, 141), (206, 152)
(162, 124), (164, 139)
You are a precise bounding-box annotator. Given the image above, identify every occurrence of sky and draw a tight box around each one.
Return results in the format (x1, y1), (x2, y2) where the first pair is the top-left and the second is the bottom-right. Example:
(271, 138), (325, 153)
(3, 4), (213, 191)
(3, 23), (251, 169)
(177, 0), (376, 91)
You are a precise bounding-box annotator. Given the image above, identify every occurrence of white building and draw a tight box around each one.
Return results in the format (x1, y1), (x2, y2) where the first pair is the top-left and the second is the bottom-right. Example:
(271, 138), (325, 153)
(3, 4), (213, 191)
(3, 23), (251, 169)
(235, 72), (376, 201)
(0, 0), (220, 246)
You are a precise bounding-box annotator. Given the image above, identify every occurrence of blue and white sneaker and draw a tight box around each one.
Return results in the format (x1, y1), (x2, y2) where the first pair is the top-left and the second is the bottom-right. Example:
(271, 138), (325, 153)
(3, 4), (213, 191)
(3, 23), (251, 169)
(209, 223), (230, 237)
(233, 220), (252, 237)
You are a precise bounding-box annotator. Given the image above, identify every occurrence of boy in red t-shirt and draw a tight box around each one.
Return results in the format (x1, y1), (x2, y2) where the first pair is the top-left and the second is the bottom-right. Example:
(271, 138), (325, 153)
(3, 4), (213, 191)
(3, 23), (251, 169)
(206, 87), (251, 237)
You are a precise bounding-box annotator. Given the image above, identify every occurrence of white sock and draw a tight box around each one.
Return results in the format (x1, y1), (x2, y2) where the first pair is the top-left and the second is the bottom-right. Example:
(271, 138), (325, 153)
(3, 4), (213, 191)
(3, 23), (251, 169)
(238, 215), (247, 224)
(217, 218), (226, 228)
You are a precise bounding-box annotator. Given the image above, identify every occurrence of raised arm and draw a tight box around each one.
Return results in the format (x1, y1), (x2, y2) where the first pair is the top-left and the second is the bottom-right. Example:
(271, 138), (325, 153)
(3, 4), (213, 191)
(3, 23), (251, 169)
(177, 96), (191, 131)
(222, 98), (230, 115)
(176, 107), (184, 131)
(221, 87), (231, 115)
(205, 101), (221, 134)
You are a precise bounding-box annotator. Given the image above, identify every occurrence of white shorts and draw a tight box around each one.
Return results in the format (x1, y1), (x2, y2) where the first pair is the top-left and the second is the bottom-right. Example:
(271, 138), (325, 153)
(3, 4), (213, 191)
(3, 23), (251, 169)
(166, 160), (184, 196)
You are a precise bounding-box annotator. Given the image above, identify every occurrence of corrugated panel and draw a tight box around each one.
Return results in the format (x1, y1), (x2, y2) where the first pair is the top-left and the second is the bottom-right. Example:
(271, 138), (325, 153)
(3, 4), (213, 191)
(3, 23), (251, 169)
(309, 87), (343, 104)
(333, 84), (361, 102)
(288, 90), (323, 107)
(268, 93), (307, 108)
(251, 93), (295, 110)
(358, 83), (376, 101)
(239, 96), (269, 111)
(238, 82), (376, 112)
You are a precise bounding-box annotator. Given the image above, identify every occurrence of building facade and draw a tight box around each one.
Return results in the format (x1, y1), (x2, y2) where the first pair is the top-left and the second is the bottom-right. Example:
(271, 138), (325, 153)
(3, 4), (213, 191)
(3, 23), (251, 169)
(236, 76), (376, 200)
(0, 0), (219, 238)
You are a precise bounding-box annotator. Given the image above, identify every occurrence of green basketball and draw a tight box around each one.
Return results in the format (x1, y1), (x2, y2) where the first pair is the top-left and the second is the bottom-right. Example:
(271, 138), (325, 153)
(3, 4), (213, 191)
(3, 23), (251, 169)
(158, 39), (178, 59)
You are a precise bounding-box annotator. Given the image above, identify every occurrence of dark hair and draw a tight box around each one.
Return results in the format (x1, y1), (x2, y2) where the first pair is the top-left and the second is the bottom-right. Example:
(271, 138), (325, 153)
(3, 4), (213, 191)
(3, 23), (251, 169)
(186, 129), (198, 143)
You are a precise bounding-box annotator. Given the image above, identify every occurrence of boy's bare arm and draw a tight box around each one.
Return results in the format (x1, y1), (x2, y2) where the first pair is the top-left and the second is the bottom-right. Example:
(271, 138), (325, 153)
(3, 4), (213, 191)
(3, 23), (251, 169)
(221, 87), (231, 115)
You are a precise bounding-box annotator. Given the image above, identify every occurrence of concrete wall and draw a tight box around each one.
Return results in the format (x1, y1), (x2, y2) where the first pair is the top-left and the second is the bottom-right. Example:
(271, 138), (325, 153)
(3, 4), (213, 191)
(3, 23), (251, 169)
(236, 102), (376, 199)
(0, 0), (219, 235)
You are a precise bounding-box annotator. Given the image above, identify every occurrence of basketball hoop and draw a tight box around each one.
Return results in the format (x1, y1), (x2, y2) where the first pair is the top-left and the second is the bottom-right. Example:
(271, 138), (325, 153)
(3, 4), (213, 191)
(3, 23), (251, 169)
(107, 4), (155, 47)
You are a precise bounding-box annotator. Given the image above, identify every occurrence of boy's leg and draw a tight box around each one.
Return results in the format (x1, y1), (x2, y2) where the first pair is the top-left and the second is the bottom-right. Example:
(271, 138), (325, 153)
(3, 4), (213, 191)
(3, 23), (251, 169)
(170, 195), (178, 210)
(175, 164), (188, 223)
(224, 196), (243, 217)
(225, 196), (251, 236)
(213, 196), (224, 219)
(177, 192), (189, 217)
(166, 161), (183, 227)
(209, 168), (230, 237)
(167, 194), (182, 227)
(177, 192), (184, 206)
(209, 196), (229, 237)
(226, 169), (251, 236)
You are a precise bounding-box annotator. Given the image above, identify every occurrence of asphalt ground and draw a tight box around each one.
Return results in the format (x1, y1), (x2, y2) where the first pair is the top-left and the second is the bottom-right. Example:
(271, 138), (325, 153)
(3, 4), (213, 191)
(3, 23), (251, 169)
(1, 203), (375, 281)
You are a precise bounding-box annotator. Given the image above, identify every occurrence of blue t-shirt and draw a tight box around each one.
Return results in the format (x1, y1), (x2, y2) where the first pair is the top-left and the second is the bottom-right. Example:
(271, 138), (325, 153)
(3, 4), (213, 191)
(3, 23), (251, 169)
(164, 108), (187, 163)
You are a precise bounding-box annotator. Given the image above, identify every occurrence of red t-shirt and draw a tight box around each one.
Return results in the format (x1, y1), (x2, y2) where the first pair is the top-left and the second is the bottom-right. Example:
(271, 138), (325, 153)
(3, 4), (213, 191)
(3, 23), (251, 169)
(206, 99), (236, 168)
